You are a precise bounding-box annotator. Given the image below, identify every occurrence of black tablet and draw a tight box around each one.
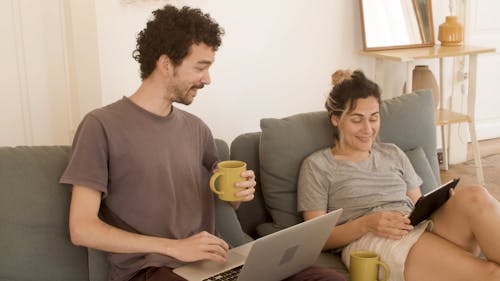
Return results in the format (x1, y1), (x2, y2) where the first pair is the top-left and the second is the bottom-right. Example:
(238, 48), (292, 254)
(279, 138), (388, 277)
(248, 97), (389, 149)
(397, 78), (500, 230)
(409, 178), (460, 226)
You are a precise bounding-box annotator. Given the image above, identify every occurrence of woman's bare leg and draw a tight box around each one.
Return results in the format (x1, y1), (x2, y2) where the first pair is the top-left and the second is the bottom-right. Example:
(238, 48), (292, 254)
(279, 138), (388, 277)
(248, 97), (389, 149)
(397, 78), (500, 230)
(404, 232), (500, 281)
(431, 185), (500, 262)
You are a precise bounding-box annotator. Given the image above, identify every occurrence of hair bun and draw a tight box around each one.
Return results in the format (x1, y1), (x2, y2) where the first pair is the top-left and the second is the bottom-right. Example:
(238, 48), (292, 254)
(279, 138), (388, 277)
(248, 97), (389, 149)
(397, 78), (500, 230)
(331, 69), (353, 86)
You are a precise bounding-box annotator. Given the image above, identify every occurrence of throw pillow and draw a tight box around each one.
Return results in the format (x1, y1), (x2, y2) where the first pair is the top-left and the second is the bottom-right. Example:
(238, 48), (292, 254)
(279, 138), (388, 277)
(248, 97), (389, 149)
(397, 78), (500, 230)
(379, 89), (440, 184)
(404, 146), (440, 194)
(260, 111), (335, 228)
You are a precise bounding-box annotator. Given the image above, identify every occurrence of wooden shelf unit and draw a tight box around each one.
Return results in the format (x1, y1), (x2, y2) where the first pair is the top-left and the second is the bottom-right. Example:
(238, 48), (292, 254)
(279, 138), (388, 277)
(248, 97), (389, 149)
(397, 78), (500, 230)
(361, 45), (496, 186)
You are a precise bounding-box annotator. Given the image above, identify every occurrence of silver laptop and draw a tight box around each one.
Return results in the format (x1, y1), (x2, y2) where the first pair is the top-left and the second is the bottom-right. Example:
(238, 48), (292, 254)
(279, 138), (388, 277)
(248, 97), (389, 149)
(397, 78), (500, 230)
(174, 208), (343, 281)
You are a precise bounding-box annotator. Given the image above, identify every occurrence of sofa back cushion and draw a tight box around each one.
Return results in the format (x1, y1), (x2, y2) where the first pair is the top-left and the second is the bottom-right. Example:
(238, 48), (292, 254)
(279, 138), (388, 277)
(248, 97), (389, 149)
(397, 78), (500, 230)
(0, 139), (231, 281)
(259, 90), (439, 229)
(0, 146), (90, 281)
(260, 112), (335, 227)
(231, 132), (270, 238)
(378, 89), (439, 192)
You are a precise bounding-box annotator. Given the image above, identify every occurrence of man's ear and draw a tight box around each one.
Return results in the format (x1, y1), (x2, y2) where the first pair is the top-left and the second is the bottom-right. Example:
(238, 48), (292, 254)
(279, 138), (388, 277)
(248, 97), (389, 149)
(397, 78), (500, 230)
(156, 54), (171, 75)
(330, 115), (339, 127)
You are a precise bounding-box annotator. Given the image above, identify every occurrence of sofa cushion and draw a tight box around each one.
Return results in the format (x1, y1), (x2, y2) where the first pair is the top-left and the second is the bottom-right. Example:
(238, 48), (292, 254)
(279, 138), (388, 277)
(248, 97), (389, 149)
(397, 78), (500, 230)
(0, 139), (232, 281)
(231, 132), (270, 238)
(0, 146), (90, 281)
(404, 146), (439, 194)
(88, 248), (109, 281)
(379, 90), (439, 185)
(259, 90), (439, 229)
(260, 112), (335, 228)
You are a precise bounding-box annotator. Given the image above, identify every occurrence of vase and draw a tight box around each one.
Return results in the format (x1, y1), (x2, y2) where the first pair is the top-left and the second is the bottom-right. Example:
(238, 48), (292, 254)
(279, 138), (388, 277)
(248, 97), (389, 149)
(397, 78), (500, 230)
(412, 65), (439, 108)
(438, 16), (463, 46)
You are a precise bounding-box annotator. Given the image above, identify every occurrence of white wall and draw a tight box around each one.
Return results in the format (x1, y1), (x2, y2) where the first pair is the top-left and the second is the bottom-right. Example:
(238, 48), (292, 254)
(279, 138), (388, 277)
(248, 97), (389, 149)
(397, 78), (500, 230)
(94, 0), (373, 143)
(468, 0), (500, 140)
(2, 0), (499, 149)
(64, 0), (103, 134)
(1, 0), (26, 145)
(1, 0), (73, 146)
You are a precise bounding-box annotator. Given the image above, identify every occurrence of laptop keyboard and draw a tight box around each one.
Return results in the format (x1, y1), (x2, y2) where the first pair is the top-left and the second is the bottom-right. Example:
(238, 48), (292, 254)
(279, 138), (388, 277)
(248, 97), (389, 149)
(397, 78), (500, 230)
(202, 265), (243, 281)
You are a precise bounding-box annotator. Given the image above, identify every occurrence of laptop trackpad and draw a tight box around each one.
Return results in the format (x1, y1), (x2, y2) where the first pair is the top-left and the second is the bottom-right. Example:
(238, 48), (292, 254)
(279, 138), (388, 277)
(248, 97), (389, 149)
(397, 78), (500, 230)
(173, 250), (246, 281)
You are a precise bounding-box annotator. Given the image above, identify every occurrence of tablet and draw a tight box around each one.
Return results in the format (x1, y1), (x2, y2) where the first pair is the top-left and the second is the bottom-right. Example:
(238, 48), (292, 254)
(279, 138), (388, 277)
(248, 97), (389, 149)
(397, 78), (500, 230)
(409, 178), (460, 226)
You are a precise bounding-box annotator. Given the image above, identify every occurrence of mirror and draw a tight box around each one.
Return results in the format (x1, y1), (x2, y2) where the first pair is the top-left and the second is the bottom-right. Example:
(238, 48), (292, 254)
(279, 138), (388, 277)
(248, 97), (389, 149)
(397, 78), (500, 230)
(359, 0), (435, 51)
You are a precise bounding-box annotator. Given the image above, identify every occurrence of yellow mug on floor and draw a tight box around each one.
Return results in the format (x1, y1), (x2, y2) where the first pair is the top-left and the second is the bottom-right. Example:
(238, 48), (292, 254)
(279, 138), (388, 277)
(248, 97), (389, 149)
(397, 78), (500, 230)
(350, 251), (390, 281)
(209, 160), (246, 201)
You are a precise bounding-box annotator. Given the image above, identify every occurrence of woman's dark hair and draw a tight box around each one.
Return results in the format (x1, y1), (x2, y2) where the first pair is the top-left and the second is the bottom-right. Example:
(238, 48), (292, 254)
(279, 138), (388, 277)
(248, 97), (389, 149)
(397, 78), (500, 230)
(132, 5), (225, 80)
(325, 70), (381, 140)
(325, 69), (381, 118)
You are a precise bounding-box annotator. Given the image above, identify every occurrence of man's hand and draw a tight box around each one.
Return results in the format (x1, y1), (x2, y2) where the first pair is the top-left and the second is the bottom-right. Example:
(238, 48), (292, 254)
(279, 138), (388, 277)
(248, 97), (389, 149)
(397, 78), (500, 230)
(227, 169), (256, 210)
(363, 211), (414, 240)
(166, 231), (229, 263)
(234, 170), (256, 202)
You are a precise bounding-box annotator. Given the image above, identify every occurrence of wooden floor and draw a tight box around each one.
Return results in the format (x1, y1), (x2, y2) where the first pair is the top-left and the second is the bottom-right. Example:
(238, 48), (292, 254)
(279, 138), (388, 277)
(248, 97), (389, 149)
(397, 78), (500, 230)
(440, 138), (500, 201)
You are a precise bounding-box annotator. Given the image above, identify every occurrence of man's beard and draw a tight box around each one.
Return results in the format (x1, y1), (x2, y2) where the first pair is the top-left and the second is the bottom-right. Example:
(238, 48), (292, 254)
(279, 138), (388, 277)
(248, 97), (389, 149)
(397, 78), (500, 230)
(172, 84), (204, 105)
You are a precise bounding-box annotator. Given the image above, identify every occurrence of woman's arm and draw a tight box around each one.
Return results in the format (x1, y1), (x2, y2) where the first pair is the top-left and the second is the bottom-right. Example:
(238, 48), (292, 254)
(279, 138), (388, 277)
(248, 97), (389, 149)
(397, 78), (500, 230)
(407, 187), (422, 204)
(304, 209), (414, 250)
(304, 210), (368, 249)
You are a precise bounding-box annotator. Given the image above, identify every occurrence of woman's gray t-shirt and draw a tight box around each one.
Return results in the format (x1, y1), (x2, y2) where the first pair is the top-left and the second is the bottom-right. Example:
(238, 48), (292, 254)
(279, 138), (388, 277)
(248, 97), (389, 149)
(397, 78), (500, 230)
(297, 143), (422, 225)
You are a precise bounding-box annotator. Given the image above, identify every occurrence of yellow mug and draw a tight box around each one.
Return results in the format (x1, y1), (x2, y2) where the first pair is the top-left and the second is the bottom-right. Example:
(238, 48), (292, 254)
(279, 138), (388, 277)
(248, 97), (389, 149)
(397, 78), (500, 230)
(349, 251), (390, 281)
(209, 160), (246, 201)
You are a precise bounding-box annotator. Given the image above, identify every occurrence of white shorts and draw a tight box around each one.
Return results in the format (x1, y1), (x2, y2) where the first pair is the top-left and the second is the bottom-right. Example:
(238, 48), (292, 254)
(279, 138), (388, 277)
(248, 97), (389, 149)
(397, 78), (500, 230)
(341, 220), (433, 281)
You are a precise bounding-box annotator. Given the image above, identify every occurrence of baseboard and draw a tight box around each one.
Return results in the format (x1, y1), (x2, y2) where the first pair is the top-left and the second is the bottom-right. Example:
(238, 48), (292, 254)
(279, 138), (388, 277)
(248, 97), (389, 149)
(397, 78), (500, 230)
(476, 118), (500, 141)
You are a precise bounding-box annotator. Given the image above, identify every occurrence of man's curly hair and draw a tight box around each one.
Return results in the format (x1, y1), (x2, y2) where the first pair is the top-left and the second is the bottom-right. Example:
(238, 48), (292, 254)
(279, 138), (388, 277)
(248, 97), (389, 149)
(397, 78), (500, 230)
(132, 5), (225, 80)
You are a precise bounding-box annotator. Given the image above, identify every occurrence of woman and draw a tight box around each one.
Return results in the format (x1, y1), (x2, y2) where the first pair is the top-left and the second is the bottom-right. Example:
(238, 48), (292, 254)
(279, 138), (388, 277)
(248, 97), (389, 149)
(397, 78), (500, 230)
(297, 69), (500, 281)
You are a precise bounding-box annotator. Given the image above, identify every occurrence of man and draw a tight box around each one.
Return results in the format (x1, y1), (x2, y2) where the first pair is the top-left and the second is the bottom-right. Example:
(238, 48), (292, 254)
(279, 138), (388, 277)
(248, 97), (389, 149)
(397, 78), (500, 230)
(61, 5), (344, 281)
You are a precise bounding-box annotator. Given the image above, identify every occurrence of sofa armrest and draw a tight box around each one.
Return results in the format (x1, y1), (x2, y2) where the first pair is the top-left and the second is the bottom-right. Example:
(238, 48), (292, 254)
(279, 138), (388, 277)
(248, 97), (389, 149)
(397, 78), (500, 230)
(230, 132), (271, 238)
(214, 138), (230, 161)
(214, 198), (250, 247)
(256, 222), (285, 237)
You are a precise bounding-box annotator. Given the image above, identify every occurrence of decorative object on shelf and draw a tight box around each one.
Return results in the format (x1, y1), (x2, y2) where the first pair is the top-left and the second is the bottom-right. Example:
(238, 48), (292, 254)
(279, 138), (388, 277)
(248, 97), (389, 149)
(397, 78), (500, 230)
(438, 0), (463, 46)
(438, 16), (463, 46)
(411, 65), (439, 107)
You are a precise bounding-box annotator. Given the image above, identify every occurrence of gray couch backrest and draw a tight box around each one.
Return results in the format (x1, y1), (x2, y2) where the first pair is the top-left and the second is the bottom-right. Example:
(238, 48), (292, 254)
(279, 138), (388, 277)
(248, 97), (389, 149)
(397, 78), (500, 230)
(0, 139), (230, 281)
(0, 146), (90, 281)
(233, 90), (439, 236)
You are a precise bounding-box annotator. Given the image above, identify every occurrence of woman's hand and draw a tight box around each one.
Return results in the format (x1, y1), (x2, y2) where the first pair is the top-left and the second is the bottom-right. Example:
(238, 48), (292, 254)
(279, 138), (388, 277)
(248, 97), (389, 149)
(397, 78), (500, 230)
(362, 211), (413, 239)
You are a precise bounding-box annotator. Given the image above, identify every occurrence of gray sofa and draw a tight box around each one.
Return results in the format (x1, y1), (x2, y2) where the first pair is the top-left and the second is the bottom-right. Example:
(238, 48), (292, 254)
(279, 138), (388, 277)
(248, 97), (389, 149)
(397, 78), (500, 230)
(0, 90), (438, 280)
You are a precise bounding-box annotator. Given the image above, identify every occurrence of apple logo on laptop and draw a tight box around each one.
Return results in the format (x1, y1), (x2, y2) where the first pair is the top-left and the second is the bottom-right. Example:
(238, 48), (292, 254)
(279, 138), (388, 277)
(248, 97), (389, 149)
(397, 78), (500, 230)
(279, 245), (299, 266)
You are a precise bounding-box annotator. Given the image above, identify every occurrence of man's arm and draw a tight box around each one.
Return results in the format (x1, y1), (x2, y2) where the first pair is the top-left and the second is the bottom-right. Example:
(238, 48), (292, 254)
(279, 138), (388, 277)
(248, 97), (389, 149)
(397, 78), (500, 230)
(69, 185), (229, 263)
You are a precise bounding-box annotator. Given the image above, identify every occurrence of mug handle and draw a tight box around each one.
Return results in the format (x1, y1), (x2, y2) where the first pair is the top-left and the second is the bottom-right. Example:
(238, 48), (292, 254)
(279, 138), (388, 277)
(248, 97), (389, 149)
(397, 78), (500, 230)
(209, 172), (223, 195)
(377, 260), (390, 281)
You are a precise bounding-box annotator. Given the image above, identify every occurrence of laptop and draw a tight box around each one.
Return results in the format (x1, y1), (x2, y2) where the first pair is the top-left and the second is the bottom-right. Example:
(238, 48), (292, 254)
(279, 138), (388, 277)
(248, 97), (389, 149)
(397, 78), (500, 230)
(173, 208), (343, 281)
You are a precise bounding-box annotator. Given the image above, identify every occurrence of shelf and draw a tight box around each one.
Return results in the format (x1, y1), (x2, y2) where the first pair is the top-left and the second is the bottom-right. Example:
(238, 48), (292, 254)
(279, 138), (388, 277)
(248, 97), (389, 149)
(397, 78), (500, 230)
(360, 45), (496, 62)
(361, 44), (496, 185)
(436, 109), (472, 126)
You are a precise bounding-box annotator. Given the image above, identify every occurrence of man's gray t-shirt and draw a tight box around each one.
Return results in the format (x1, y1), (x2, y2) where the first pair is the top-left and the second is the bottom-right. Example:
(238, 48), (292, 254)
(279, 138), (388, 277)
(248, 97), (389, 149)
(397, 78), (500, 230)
(60, 97), (219, 281)
(297, 143), (422, 225)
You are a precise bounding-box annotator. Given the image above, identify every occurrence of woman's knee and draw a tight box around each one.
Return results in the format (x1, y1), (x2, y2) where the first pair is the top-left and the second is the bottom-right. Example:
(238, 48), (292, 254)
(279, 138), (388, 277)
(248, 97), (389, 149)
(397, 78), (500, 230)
(453, 186), (496, 214)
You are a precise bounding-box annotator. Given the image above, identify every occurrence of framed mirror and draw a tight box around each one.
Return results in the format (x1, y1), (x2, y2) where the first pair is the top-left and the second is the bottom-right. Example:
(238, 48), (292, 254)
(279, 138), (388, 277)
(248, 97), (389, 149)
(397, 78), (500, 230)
(359, 0), (435, 51)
